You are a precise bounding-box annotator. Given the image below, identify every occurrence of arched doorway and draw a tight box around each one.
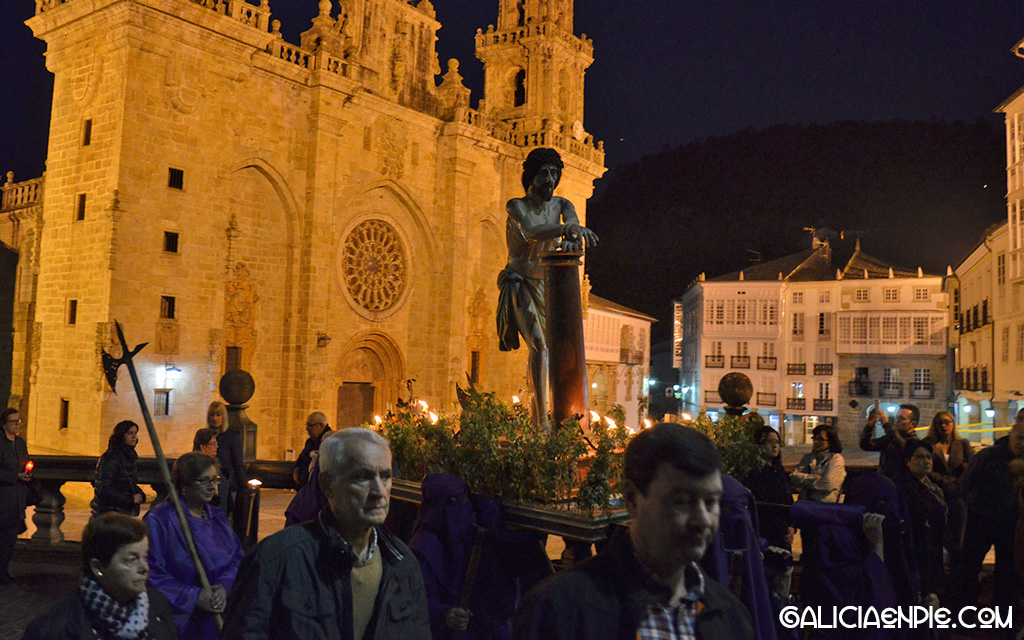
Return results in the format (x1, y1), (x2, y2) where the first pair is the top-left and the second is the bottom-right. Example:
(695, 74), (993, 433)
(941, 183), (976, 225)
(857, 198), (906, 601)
(336, 331), (404, 429)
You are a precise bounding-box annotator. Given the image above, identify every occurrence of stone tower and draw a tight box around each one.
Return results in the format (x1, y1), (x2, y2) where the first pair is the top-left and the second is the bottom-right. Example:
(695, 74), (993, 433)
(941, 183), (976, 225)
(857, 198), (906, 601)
(476, 0), (591, 136)
(7, 0), (604, 458)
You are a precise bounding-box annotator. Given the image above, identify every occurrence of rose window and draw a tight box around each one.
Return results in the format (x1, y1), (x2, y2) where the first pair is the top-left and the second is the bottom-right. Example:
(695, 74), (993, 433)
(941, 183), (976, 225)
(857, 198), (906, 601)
(342, 220), (407, 312)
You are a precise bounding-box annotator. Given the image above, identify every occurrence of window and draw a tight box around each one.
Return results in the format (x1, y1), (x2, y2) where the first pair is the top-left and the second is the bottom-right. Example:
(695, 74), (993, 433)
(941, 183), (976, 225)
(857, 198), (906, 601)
(226, 346), (242, 372)
(998, 254), (1006, 285)
(59, 398), (69, 430)
(153, 389), (171, 417)
(818, 312), (831, 336)
(768, 301), (779, 325)
(709, 341), (722, 356)
(1018, 324), (1024, 362)
(792, 292), (804, 304)
(884, 288), (899, 302)
(855, 289), (869, 302)
(469, 351), (481, 384)
(914, 288), (930, 302)
(513, 69), (526, 107)
(790, 381), (804, 398)
(818, 382), (831, 399)
(852, 317), (867, 344)
(163, 231), (179, 253)
(761, 342), (775, 357)
(855, 367), (869, 381)
(953, 288), (960, 318)
(882, 316), (897, 344)
(82, 119), (92, 146)
(792, 313), (804, 337)
(913, 317), (928, 344)
(714, 301), (724, 325)
(168, 168), (184, 190)
(75, 193), (86, 221)
(819, 290), (831, 304)
(66, 299), (78, 325)
(914, 368), (931, 385)
(736, 341), (748, 356)
(816, 346), (831, 363)
(160, 296), (176, 320)
(1003, 326), (1011, 362)
(883, 368), (899, 383)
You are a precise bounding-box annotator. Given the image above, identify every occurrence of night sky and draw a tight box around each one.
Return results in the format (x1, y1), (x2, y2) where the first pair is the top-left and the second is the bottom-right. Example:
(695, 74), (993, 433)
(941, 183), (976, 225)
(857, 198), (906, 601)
(4, 1), (1024, 206)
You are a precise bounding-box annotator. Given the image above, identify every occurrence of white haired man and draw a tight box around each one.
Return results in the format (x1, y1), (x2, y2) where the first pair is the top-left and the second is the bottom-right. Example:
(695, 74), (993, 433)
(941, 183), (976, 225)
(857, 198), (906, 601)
(223, 428), (430, 640)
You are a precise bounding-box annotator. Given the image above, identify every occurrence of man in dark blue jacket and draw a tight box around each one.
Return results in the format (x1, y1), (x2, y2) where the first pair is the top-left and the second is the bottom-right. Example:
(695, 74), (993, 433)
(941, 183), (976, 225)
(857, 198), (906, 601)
(512, 423), (753, 640)
(223, 428), (430, 640)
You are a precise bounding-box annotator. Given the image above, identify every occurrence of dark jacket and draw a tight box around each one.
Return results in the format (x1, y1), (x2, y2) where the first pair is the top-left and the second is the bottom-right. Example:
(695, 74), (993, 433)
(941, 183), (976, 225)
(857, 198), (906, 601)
(859, 424), (918, 479)
(512, 530), (754, 640)
(222, 511), (431, 640)
(895, 471), (946, 596)
(294, 427), (332, 487)
(92, 446), (144, 516)
(0, 435), (29, 522)
(215, 427), (246, 502)
(926, 437), (973, 478)
(961, 435), (1020, 526)
(741, 457), (793, 549)
(21, 585), (178, 640)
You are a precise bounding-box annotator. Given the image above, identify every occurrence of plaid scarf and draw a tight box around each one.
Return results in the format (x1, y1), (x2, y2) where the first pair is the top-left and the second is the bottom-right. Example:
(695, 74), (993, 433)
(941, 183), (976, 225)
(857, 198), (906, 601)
(78, 574), (150, 640)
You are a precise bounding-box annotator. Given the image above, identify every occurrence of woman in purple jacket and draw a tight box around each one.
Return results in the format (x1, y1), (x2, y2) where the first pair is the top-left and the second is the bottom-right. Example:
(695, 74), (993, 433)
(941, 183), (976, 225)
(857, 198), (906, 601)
(145, 452), (242, 640)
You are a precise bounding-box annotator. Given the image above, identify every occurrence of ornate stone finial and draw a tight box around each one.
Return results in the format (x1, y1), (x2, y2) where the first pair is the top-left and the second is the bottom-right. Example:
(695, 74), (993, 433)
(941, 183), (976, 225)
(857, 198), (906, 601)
(418, 0), (435, 18)
(319, 0), (332, 18)
(718, 372), (753, 417)
(4, 171), (13, 186)
(271, 19), (281, 37)
(888, 267), (894, 279)
(441, 59), (463, 85)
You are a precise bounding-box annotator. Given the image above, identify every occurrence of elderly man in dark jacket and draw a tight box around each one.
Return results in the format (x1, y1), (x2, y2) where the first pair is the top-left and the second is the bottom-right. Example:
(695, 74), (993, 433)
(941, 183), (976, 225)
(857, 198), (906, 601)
(223, 428), (429, 640)
(512, 424), (753, 640)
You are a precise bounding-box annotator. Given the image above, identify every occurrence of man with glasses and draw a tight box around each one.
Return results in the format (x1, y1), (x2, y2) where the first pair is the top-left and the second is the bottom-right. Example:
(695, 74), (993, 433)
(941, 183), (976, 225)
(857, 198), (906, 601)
(293, 411), (332, 487)
(0, 408), (30, 584)
(860, 403), (920, 478)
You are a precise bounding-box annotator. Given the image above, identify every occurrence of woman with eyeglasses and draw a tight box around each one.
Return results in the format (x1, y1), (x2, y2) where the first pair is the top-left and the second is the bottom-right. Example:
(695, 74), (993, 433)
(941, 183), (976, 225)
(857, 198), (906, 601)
(144, 452), (242, 640)
(0, 407), (30, 584)
(790, 424), (846, 502)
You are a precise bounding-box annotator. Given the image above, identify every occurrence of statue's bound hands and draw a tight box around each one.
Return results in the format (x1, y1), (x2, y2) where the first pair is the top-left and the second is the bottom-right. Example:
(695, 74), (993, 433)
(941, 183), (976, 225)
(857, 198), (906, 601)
(563, 223), (598, 248)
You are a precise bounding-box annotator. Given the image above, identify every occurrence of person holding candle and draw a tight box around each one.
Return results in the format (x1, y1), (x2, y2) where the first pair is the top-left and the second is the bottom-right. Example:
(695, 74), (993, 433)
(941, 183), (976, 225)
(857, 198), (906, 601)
(0, 407), (30, 584)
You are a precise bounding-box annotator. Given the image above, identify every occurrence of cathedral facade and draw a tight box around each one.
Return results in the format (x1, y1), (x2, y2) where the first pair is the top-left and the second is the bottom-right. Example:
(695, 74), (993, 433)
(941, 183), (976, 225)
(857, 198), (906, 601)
(1, 0), (606, 457)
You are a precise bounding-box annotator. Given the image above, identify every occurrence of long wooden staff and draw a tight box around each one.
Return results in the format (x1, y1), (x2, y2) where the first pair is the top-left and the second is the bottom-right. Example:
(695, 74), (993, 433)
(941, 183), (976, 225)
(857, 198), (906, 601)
(105, 321), (222, 630)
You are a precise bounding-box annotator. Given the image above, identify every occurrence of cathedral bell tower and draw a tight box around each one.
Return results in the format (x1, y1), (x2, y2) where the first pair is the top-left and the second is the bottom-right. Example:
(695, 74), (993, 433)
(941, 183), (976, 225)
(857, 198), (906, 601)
(475, 0), (592, 134)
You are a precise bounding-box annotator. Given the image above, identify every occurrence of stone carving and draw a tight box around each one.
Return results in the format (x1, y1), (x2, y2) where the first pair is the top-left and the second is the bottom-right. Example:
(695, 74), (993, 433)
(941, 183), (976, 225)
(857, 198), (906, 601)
(106, 189), (122, 271)
(155, 320), (180, 355)
(342, 219), (407, 313)
(163, 51), (203, 114)
(71, 50), (103, 108)
(208, 329), (224, 392)
(29, 322), (42, 385)
(375, 116), (408, 179)
(225, 262), (258, 352)
(390, 21), (409, 93)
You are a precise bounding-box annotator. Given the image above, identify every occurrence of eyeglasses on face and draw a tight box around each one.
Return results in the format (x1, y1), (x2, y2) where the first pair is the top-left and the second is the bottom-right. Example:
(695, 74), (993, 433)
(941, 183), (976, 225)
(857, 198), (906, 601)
(939, 419), (954, 425)
(194, 476), (221, 487)
(5, 418), (21, 425)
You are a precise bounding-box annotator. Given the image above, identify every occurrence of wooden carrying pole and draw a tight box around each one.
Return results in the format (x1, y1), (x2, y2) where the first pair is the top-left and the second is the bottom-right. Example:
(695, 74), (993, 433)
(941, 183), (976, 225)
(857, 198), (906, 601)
(113, 322), (223, 630)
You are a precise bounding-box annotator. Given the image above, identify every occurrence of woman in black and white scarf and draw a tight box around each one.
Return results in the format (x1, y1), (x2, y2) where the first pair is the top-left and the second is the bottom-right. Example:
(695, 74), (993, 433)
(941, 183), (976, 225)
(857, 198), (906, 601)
(21, 513), (178, 640)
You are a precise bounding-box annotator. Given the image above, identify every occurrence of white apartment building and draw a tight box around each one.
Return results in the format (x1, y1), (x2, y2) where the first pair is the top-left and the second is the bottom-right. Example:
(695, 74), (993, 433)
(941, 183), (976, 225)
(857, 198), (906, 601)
(583, 294), (655, 428)
(675, 239), (949, 446)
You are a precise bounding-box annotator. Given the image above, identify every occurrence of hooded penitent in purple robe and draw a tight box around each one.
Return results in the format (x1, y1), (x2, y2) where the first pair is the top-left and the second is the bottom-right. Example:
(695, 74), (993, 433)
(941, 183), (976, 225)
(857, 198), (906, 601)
(409, 473), (548, 640)
(284, 458), (328, 527)
(145, 501), (243, 640)
(701, 474), (777, 640)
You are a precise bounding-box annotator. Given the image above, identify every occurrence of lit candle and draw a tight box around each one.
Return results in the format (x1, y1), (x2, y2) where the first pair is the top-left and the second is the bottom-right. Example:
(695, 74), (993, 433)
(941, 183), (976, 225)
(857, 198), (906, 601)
(24, 460), (34, 473)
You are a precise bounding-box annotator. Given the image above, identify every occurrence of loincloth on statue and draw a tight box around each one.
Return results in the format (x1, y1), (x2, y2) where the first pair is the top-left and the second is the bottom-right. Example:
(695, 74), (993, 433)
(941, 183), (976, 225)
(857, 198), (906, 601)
(496, 266), (546, 352)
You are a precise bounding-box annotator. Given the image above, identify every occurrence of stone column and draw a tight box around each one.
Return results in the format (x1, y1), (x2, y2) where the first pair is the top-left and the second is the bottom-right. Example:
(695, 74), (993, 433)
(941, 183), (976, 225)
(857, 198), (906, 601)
(542, 250), (588, 429)
(220, 369), (258, 463)
(30, 479), (67, 545)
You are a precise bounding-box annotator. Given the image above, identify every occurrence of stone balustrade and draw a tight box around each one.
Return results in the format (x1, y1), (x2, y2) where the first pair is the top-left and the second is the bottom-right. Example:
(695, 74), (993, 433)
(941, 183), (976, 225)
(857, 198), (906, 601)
(37, 0), (270, 30)
(2, 174), (43, 212)
(476, 22), (594, 57)
(27, 455), (293, 545)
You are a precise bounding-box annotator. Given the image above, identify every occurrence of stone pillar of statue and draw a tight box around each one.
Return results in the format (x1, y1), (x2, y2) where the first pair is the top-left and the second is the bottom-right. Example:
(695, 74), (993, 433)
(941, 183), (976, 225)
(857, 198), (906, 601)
(542, 250), (589, 429)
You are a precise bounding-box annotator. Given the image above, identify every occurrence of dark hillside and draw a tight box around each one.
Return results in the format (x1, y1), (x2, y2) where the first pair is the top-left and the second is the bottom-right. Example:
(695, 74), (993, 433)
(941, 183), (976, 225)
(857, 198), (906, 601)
(585, 120), (1006, 339)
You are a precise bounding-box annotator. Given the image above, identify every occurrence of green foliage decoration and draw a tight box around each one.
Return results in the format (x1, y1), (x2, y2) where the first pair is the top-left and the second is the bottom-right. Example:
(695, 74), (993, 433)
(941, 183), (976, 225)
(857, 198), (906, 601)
(689, 412), (764, 479)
